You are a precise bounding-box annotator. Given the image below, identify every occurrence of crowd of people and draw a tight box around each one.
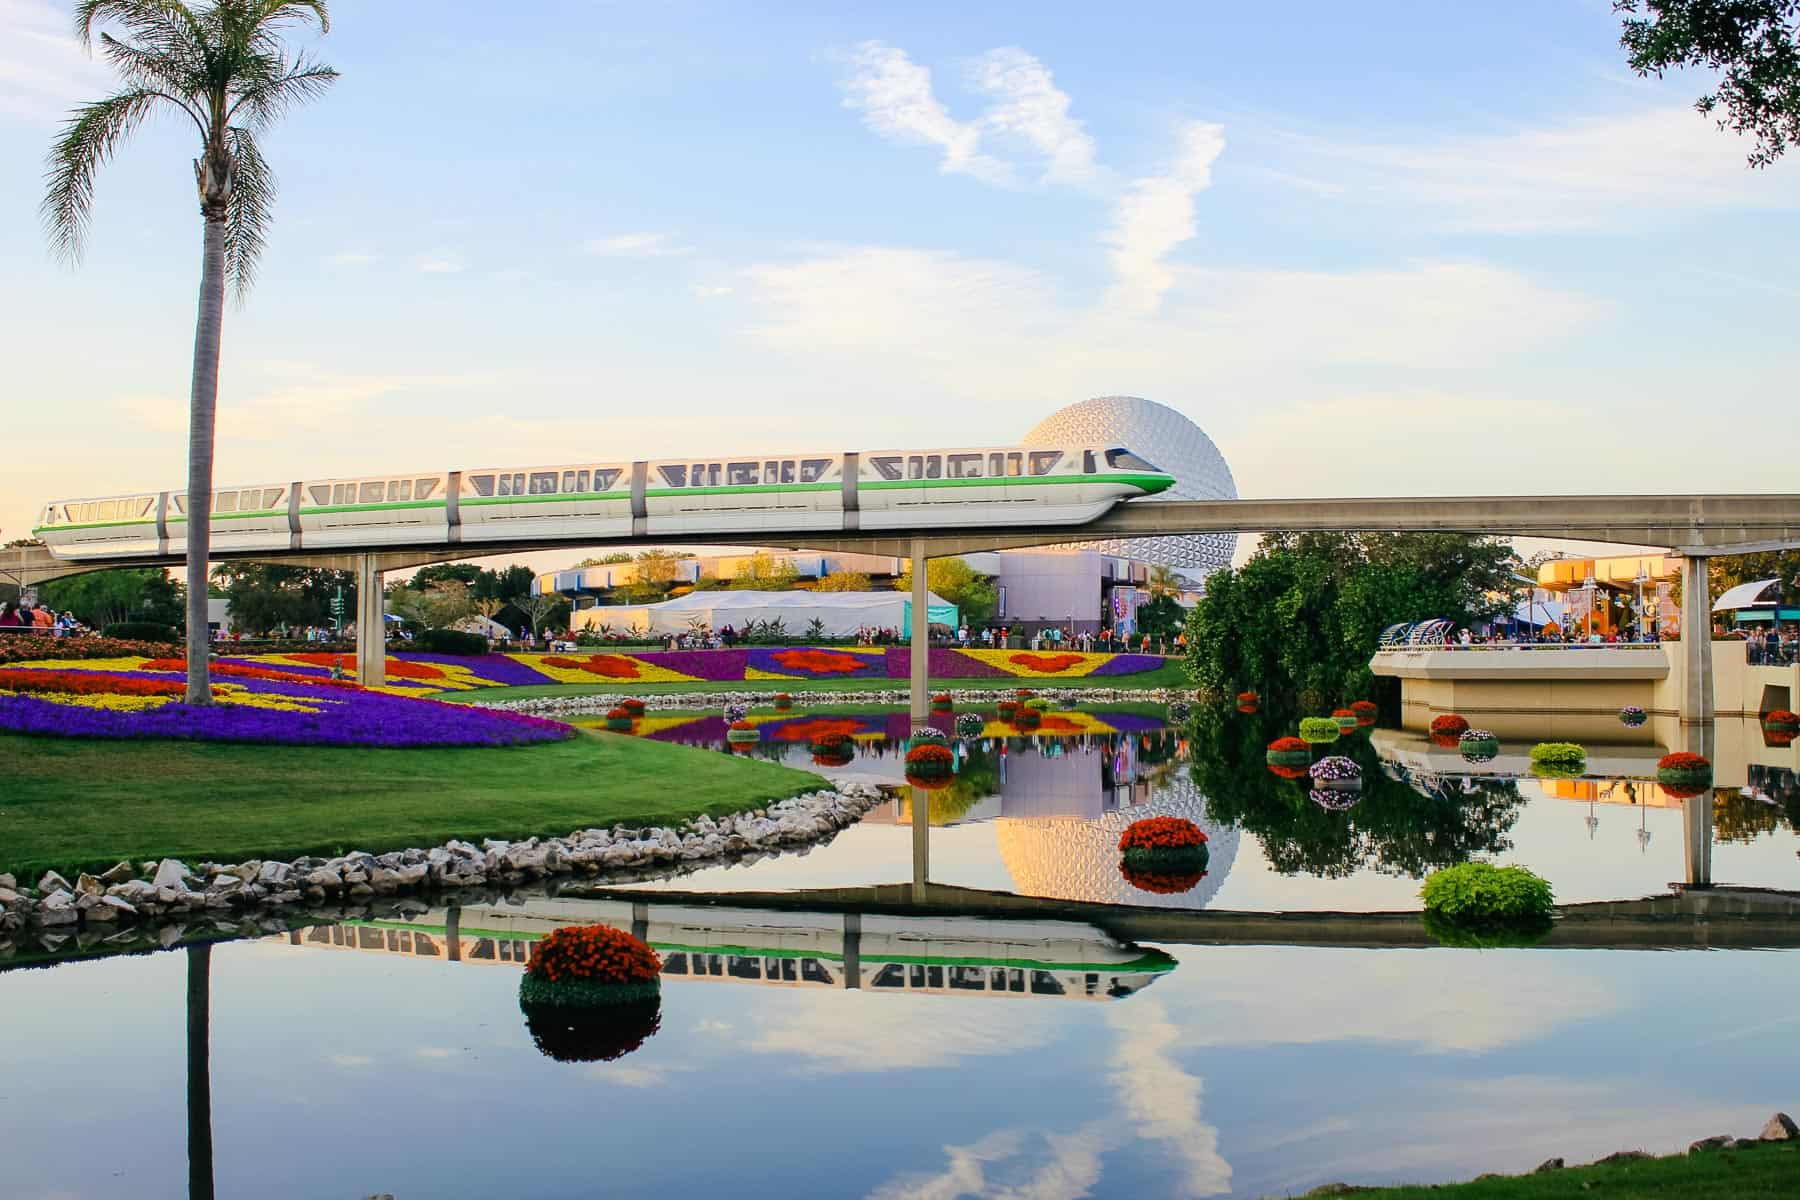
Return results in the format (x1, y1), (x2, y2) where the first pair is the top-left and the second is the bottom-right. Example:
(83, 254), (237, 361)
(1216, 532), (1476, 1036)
(0, 601), (86, 636)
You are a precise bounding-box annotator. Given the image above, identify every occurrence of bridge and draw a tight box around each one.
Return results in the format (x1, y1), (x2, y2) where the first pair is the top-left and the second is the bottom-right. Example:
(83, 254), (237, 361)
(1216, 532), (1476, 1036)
(10, 492), (1800, 722)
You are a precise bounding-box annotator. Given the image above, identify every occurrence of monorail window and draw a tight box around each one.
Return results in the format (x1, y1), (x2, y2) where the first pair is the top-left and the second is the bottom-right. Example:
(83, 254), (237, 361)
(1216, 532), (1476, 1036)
(782, 460), (796, 483)
(387, 479), (412, 502)
(800, 458), (831, 483)
(593, 468), (621, 492)
(949, 966), (986, 990)
(948, 454), (983, 479)
(727, 955), (761, 980)
(662, 953), (688, 975)
(360, 481), (386, 504)
(801, 959), (833, 985)
(924, 455), (942, 479)
(415, 478), (438, 500)
(1028, 451), (1063, 475)
(907, 456), (923, 480)
(764, 460), (779, 484)
(529, 472), (557, 496)
(1083, 450), (1096, 474)
(773, 958), (797, 982)
(698, 463), (721, 487)
(658, 465), (686, 488)
(263, 488), (285, 509)
(727, 461), (759, 486)
(871, 963), (906, 988)
(870, 456), (904, 481)
(214, 492), (237, 514)
(468, 475), (494, 497)
(1030, 970), (1065, 995)
(1105, 447), (1161, 472)
(308, 485), (329, 505)
(173, 494), (187, 514)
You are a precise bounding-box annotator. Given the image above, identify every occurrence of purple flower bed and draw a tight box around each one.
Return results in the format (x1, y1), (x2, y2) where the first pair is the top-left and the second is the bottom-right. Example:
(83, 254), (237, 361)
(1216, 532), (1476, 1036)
(1087, 654), (1168, 677)
(745, 647), (886, 679)
(883, 647), (1013, 678)
(1096, 712), (1168, 734)
(0, 675), (574, 749)
(633, 649), (752, 681)
(413, 653), (557, 687)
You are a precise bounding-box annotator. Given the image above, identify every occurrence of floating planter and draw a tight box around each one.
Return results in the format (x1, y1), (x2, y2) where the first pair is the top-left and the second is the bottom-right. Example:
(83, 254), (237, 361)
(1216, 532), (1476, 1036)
(1119, 862), (1206, 895)
(1308, 755), (1361, 783)
(1331, 708), (1359, 736)
(931, 692), (954, 713)
(1310, 788), (1361, 811)
(1350, 699), (1379, 728)
(1459, 729), (1500, 763)
(725, 720), (761, 746)
(722, 700), (750, 724)
(1023, 697), (1052, 712)
(619, 697), (646, 718)
(772, 693), (794, 712)
(809, 732), (855, 767)
(1529, 741), (1587, 778)
(1117, 816), (1210, 877)
(996, 699), (1020, 719)
(1013, 707), (1043, 730)
(955, 711), (986, 737)
(1419, 863), (1554, 949)
(910, 727), (948, 745)
(1656, 751), (1713, 799)
(1763, 709), (1798, 746)
(1298, 717), (1341, 745)
(518, 925), (664, 1064)
(1618, 705), (1647, 729)
(1308, 755), (1362, 810)
(1015, 689), (1036, 700)
(1236, 690), (1260, 714)
(1168, 700), (1192, 723)
(1429, 713), (1471, 749)
(1266, 736), (1313, 772)
(603, 706), (634, 733)
(904, 742), (955, 790)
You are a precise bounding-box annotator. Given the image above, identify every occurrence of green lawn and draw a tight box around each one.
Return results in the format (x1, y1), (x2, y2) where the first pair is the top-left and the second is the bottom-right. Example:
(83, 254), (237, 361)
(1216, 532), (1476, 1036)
(0, 731), (825, 879)
(446, 659), (1192, 705)
(1320, 1139), (1798, 1199)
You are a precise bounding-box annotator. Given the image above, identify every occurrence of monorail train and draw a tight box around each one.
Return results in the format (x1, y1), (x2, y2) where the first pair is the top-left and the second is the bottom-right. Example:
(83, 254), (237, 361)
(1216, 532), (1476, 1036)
(33, 443), (1173, 561)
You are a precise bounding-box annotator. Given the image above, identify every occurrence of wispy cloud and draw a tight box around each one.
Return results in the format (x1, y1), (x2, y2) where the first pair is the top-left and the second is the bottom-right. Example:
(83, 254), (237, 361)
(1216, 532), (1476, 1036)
(691, 283), (733, 298)
(1103, 121), (1226, 315)
(968, 48), (1096, 184)
(0, 0), (111, 121)
(325, 251), (377, 267)
(1271, 106), (1799, 233)
(415, 251), (465, 274)
(838, 41), (1012, 185)
(583, 232), (691, 257)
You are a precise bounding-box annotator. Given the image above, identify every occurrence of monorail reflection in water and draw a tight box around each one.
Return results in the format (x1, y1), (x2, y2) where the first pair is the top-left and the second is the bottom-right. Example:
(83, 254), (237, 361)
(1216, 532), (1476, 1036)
(272, 898), (1178, 1002)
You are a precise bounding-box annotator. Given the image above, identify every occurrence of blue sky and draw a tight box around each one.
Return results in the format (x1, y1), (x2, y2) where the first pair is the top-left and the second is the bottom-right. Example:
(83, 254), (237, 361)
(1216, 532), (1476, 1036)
(1, 0), (1796, 569)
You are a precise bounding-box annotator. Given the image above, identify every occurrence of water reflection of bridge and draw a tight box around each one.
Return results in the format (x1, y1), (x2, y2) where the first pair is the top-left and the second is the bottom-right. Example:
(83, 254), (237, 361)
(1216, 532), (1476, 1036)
(267, 899), (1176, 1002)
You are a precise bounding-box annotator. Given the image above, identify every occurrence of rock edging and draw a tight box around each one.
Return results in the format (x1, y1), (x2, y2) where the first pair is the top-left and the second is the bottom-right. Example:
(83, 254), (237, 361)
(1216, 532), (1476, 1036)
(489, 686), (1186, 717)
(0, 782), (886, 935)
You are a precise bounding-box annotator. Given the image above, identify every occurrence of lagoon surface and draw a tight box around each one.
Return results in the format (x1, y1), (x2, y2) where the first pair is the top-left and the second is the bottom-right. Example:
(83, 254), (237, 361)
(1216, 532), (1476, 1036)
(5, 711), (1799, 1199)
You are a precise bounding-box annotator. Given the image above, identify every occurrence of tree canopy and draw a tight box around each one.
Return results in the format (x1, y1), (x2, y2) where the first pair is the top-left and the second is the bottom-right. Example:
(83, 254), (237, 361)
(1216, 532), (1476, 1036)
(37, 567), (181, 628)
(212, 563), (349, 633)
(897, 558), (998, 625)
(1184, 533), (1516, 704)
(1616, 0), (1800, 165)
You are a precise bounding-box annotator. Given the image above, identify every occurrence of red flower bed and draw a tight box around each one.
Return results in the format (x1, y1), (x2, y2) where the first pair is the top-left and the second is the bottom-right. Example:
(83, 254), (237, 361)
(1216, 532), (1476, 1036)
(284, 652), (447, 681)
(142, 658), (363, 690)
(1009, 653), (1085, 673)
(1118, 816), (1208, 852)
(1350, 699), (1379, 726)
(542, 654), (642, 679)
(778, 716), (866, 743)
(0, 668), (192, 698)
(768, 648), (875, 676)
(525, 925), (662, 986)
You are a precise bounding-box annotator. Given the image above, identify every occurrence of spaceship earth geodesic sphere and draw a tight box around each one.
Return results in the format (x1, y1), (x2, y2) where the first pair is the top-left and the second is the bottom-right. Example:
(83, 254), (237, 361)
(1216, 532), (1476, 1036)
(1023, 395), (1238, 575)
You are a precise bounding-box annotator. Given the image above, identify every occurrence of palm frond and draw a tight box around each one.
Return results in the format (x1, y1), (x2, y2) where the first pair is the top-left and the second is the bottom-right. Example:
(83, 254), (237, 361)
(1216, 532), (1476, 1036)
(253, 0), (330, 34)
(222, 125), (274, 300)
(229, 53), (338, 129)
(96, 33), (208, 129)
(74, 0), (202, 49)
(41, 88), (171, 263)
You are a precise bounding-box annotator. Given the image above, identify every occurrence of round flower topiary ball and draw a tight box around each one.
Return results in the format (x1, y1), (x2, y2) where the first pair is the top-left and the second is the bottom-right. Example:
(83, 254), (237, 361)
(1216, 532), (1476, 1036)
(1298, 717), (1341, 745)
(1117, 816), (1210, 874)
(1656, 751), (1713, 799)
(1459, 729), (1500, 763)
(1618, 705), (1647, 729)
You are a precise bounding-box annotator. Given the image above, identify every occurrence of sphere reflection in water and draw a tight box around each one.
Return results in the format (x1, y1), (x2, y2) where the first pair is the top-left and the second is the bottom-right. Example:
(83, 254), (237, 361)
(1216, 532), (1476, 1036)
(996, 778), (1239, 908)
(520, 995), (663, 1063)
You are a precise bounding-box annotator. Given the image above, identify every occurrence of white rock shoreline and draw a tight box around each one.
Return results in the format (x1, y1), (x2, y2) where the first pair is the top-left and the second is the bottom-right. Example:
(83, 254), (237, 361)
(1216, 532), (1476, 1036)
(0, 781), (887, 936)
(488, 685), (1186, 717)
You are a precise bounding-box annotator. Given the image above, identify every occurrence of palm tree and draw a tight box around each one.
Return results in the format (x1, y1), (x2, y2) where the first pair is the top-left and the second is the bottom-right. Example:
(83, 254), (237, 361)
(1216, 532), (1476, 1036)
(1147, 564), (1183, 599)
(42, 1), (337, 703)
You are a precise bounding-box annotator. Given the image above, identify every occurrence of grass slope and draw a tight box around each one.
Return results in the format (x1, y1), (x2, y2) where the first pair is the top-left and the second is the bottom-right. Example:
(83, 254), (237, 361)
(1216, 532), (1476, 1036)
(1328, 1139), (1798, 1199)
(0, 731), (824, 879)
(445, 659), (1191, 704)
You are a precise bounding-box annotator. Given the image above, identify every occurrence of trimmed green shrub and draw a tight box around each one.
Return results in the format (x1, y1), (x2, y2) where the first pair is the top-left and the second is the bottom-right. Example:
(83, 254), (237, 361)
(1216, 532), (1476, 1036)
(100, 621), (179, 643)
(1023, 697), (1052, 711)
(1529, 742), (1586, 777)
(1421, 862), (1554, 923)
(1421, 908), (1551, 949)
(1298, 716), (1341, 745)
(414, 628), (489, 656)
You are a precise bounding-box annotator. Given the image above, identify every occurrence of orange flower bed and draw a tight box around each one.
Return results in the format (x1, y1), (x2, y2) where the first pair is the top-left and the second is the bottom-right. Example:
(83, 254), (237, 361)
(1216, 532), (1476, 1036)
(779, 716), (867, 743)
(283, 652), (447, 681)
(1118, 816), (1208, 852)
(542, 654), (642, 679)
(0, 668), (192, 698)
(768, 648), (873, 676)
(142, 658), (362, 690)
(524, 925), (661, 987)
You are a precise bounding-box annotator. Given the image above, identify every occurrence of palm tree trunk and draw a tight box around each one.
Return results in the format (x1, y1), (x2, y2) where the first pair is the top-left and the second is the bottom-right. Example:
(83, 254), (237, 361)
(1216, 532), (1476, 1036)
(186, 942), (215, 1200)
(184, 213), (226, 704)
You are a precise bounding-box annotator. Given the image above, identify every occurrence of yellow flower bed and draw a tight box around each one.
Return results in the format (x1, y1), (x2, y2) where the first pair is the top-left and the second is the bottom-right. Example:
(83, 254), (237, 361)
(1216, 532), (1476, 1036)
(511, 653), (699, 685)
(3, 657), (154, 673)
(953, 649), (1118, 678)
(0, 690), (175, 713)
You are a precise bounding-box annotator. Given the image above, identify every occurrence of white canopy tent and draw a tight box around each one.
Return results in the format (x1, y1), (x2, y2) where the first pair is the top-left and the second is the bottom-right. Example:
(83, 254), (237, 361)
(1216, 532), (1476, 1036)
(1713, 579), (1781, 613)
(570, 589), (958, 637)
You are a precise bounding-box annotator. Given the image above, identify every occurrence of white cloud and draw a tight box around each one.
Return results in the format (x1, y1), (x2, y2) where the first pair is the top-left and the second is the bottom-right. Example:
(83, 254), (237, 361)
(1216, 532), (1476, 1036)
(0, 0), (111, 121)
(969, 48), (1096, 184)
(415, 251), (465, 274)
(1273, 106), (1800, 233)
(691, 284), (734, 298)
(751, 991), (1061, 1074)
(838, 41), (1012, 185)
(1102, 122), (1226, 315)
(1105, 1001), (1231, 1196)
(583, 232), (690, 257)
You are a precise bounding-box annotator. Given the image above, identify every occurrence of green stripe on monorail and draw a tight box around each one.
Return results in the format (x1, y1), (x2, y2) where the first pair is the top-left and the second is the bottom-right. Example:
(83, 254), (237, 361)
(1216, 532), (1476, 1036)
(33, 471), (1173, 533)
(339, 920), (1177, 973)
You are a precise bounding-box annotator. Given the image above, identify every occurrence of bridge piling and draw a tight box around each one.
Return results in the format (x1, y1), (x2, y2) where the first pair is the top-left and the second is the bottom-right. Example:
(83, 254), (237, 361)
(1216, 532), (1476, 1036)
(355, 555), (386, 688)
(909, 537), (928, 722)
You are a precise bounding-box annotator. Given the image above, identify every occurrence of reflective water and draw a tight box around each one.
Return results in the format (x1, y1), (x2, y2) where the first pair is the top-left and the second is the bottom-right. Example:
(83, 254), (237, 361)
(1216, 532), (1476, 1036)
(6, 707), (1800, 1199)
